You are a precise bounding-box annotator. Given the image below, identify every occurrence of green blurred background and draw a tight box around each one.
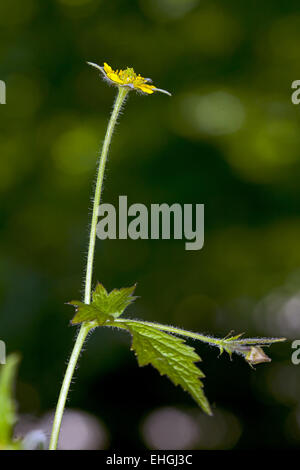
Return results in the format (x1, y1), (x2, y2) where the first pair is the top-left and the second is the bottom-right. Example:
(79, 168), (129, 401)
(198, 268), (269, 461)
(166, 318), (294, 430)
(1, 0), (300, 450)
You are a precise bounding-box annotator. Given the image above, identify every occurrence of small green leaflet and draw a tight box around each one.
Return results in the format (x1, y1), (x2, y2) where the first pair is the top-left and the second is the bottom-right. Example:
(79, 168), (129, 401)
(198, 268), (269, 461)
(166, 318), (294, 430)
(120, 321), (212, 415)
(69, 283), (137, 325)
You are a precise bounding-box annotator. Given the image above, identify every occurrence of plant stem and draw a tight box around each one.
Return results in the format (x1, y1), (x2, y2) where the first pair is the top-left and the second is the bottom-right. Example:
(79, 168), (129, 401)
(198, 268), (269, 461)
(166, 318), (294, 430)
(114, 319), (227, 347)
(114, 319), (286, 347)
(85, 87), (128, 304)
(48, 323), (91, 450)
(49, 87), (128, 450)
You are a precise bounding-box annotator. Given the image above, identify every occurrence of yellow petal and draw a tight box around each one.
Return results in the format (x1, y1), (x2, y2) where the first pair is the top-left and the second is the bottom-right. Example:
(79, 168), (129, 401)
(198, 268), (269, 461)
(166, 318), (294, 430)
(138, 84), (155, 94)
(107, 72), (124, 84)
(104, 63), (113, 74)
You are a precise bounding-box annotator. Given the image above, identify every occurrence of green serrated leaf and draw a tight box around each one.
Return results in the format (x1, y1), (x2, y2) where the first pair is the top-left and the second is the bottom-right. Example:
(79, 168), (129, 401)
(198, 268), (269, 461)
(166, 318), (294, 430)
(69, 283), (137, 325)
(121, 321), (212, 415)
(0, 354), (22, 449)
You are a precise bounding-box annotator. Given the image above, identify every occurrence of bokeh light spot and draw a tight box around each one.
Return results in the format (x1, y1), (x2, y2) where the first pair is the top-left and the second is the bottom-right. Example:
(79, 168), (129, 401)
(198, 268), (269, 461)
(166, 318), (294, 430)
(0, 0), (37, 27)
(5, 75), (42, 119)
(142, 407), (242, 449)
(41, 409), (109, 450)
(52, 125), (99, 175)
(176, 91), (245, 137)
(182, 6), (242, 55)
(226, 115), (300, 183)
(58, 0), (95, 5)
(142, 407), (200, 449)
(140, 0), (199, 21)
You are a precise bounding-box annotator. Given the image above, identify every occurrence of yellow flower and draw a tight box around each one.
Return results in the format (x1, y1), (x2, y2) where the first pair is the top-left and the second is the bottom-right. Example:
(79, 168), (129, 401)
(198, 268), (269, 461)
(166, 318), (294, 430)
(87, 61), (171, 96)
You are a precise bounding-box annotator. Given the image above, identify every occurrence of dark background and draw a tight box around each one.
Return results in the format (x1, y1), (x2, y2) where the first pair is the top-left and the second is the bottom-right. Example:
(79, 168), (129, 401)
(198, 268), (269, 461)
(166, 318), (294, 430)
(1, 0), (300, 449)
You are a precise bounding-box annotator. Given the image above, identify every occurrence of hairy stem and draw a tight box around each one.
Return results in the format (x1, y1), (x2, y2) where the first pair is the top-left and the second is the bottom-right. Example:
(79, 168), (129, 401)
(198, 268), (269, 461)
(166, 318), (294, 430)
(85, 87), (128, 304)
(49, 87), (128, 450)
(48, 323), (91, 450)
(113, 319), (226, 346)
(114, 319), (285, 347)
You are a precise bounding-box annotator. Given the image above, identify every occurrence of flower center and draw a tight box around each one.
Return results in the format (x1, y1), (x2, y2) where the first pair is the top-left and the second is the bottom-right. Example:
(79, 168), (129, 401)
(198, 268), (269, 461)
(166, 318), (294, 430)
(119, 67), (139, 83)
